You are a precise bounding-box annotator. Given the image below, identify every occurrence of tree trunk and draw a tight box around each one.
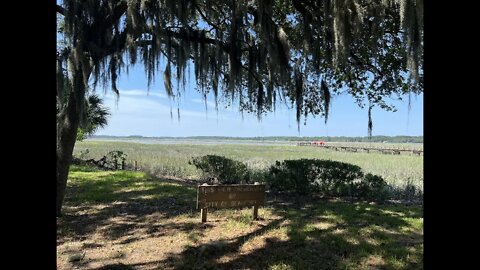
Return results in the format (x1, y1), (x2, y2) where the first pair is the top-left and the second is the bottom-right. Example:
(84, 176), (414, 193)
(56, 67), (88, 217)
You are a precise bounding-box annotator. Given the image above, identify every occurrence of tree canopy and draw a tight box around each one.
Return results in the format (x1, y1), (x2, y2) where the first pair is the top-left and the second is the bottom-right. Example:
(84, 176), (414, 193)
(57, 0), (423, 133)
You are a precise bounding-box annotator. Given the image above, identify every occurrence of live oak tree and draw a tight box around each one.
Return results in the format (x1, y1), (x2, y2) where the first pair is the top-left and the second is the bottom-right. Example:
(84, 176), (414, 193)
(56, 0), (423, 216)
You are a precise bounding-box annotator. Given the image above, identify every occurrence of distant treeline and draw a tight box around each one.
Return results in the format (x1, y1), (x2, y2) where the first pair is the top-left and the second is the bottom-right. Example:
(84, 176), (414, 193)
(289, 136), (423, 143)
(91, 135), (423, 143)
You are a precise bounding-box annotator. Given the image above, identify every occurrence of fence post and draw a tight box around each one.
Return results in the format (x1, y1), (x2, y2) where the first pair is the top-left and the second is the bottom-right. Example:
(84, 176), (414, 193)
(252, 181), (260, 220)
(201, 208), (207, 222)
(252, 206), (258, 220)
(134, 160), (137, 171)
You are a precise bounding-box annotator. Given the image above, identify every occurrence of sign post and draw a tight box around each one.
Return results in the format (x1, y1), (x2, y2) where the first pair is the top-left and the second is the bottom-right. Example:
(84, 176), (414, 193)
(197, 183), (266, 222)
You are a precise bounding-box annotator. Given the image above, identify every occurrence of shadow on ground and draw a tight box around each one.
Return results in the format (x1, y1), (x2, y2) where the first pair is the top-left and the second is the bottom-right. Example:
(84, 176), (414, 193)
(58, 166), (423, 269)
(157, 197), (423, 269)
(58, 168), (201, 244)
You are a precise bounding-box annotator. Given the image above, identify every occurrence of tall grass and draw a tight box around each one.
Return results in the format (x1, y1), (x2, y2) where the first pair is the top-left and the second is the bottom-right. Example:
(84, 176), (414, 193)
(73, 141), (423, 192)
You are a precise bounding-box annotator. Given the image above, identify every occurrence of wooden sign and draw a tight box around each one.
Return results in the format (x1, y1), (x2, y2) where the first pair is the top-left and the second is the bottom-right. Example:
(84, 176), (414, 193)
(197, 183), (266, 222)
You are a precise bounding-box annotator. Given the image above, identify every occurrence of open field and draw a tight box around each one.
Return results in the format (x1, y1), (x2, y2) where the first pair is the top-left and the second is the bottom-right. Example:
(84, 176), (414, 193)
(57, 165), (423, 270)
(74, 140), (423, 192)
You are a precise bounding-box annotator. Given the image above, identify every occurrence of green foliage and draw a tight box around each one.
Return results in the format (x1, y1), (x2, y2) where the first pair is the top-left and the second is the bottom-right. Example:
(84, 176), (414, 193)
(104, 150), (127, 170)
(401, 179), (421, 201)
(189, 155), (250, 184)
(248, 169), (269, 185)
(268, 159), (364, 196)
(267, 159), (398, 202)
(186, 154), (409, 202)
(403, 182), (418, 200)
(69, 94), (110, 142)
(80, 95), (110, 136)
(354, 173), (390, 201)
(76, 128), (88, 142)
(76, 128), (87, 141)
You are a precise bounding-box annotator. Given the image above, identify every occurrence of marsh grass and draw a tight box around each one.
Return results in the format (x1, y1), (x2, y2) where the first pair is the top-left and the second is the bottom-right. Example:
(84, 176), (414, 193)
(74, 141), (423, 192)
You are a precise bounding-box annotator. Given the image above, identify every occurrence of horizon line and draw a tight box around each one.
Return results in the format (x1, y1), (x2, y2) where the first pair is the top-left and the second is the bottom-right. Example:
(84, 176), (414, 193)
(90, 135), (423, 138)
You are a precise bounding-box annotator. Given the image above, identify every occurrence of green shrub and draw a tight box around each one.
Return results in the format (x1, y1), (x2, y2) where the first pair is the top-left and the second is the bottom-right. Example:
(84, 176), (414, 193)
(268, 159), (364, 195)
(189, 155), (250, 184)
(354, 173), (390, 201)
(268, 160), (310, 194)
(403, 179), (418, 200)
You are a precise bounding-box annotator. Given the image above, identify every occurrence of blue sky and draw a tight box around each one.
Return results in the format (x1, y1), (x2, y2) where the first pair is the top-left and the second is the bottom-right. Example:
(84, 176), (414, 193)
(93, 64), (423, 137)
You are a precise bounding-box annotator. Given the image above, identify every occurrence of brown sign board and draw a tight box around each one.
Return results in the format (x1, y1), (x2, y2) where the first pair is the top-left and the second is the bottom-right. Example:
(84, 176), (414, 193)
(197, 184), (266, 209)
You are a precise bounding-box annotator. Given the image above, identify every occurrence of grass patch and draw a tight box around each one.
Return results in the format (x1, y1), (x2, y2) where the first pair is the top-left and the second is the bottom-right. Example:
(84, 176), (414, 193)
(66, 165), (196, 205)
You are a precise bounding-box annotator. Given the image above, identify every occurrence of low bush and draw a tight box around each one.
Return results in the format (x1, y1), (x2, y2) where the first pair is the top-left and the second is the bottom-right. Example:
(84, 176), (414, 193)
(354, 173), (390, 201)
(190, 156), (418, 203)
(189, 155), (250, 184)
(268, 159), (364, 196)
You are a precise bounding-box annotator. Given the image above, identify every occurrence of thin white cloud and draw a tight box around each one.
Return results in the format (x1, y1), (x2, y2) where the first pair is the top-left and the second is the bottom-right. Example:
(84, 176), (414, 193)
(191, 98), (217, 108)
(191, 98), (238, 113)
(118, 88), (167, 98)
(96, 88), (167, 99)
(105, 96), (169, 114)
(103, 92), (235, 120)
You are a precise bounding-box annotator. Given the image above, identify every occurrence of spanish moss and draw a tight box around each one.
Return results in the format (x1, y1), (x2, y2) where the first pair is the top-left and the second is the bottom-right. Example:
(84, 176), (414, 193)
(163, 63), (173, 96)
(368, 103), (373, 138)
(321, 79), (331, 124)
(57, 0), (423, 135)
